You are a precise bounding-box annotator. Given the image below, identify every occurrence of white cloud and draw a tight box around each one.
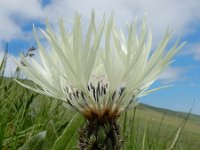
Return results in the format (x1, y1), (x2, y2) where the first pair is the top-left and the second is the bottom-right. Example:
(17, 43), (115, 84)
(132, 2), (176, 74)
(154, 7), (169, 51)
(0, 0), (44, 19)
(43, 0), (200, 40)
(0, 14), (22, 41)
(0, 0), (44, 41)
(181, 43), (200, 61)
(158, 66), (187, 84)
(0, 0), (200, 42)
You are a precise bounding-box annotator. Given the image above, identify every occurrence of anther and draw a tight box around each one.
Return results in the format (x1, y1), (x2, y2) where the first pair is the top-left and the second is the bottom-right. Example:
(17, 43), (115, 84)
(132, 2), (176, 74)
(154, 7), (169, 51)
(119, 87), (125, 97)
(76, 90), (79, 98)
(112, 91), (116, 100)
(87, 85), (90, 91)
(81, 91), (85, 100)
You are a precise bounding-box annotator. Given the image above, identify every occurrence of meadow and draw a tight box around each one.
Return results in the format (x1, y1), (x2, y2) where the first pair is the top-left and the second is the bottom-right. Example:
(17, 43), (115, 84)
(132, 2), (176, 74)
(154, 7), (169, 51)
(0, 52), (200, 150)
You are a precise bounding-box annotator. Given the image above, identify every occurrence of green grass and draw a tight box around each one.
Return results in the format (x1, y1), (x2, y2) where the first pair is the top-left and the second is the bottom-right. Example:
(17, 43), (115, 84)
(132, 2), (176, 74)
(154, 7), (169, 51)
(0, 78), (75, 149)
(0, 51), (200, 149)
(121, 104), (200, 150)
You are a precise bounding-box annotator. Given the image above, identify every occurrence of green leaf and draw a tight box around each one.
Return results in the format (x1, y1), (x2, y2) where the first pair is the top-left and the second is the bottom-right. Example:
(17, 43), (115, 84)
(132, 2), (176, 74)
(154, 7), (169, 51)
(18, 131), (50, 150)
(0, 107), (9, 149)
(0, 44), (7, 85)
(0, 46), (7, 74)
(52, 113), (84, 150)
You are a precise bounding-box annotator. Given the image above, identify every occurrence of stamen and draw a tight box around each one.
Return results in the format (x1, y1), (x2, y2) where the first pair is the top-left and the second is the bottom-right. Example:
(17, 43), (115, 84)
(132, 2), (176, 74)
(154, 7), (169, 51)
(76, 90), (79, 98)
(112, 91), (116, 101)
(87, 85), (90, 91)
(66, 99), (75, 108)
(97, 82), (100, 96)
(106, 83), (108, 88)
(90, 83), (93, 89)
(103, 87), (106, 95)
(101, 85), (104, 96)
(73, 92), (76, 98)
(91, 85), (96, 101)
(80, 91), (89, 106)
(81, 91), (86, 100)
(96, 82), (101, 101)
(119, 87), (125, 97)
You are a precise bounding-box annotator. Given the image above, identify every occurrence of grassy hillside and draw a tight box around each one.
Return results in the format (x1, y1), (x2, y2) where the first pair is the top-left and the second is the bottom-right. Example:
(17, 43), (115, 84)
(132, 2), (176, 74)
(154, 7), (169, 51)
(134, 103), (200, 149)
(0, 77), (200, 149)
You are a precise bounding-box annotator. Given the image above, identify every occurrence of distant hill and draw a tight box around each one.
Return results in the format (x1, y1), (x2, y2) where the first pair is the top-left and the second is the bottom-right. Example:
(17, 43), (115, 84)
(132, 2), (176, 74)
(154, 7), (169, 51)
(138, 103), (200, 121)
(132, 102), (200, 149)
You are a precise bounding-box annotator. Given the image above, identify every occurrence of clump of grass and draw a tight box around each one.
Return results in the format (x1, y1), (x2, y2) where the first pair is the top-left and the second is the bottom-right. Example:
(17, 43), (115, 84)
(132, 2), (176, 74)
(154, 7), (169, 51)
(0, 77), (74, 149)
(0, 48), (74, 149)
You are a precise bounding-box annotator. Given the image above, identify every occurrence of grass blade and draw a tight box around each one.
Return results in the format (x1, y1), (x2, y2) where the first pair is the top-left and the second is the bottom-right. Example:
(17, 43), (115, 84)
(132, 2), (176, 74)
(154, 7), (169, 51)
(52, 113), (84, 150)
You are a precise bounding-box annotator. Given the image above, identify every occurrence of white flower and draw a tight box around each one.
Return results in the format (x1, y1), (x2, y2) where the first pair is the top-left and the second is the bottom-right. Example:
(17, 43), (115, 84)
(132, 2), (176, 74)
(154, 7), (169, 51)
(15, 12), (185, 121)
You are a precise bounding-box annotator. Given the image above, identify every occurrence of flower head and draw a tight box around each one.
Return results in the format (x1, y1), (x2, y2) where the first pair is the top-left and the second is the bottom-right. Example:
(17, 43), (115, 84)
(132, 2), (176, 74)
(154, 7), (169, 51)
(15, 12), (184, 122)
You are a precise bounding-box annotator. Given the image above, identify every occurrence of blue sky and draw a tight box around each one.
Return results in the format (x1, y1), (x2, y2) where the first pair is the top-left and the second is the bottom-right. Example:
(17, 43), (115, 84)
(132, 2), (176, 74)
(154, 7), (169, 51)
(0, 0), (200, 114)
